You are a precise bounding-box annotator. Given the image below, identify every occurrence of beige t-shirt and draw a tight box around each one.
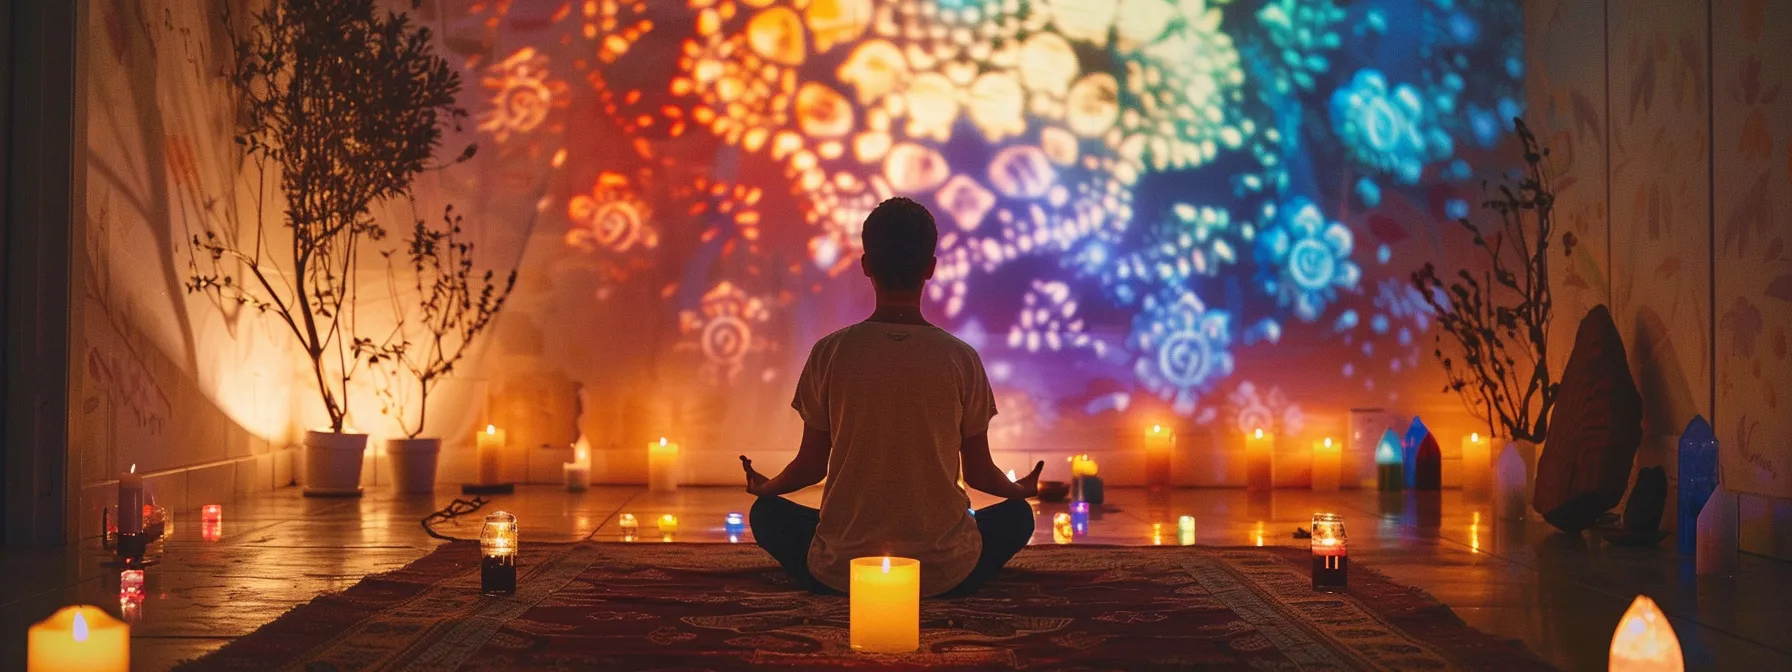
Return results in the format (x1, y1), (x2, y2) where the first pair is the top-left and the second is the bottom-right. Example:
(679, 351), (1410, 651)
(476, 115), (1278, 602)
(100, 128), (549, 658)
(795, 321), (997, 596)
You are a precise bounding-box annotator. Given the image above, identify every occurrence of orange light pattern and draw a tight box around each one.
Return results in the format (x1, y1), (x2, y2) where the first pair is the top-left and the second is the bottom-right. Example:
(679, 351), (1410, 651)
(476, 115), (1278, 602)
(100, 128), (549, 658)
(677, 281), (777, 384)
(477, 48), (568, 142)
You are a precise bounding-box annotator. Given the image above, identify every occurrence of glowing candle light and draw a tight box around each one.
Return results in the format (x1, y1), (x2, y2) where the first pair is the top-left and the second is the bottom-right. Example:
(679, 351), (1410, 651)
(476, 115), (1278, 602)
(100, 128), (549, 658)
(27, 606), (128, 672)
(648, 437), (681, 493)
(200, 504), (222, 542)
(1312, 436), (1341, 492)
(563, 438), (591, 492)
(1461, 431), (1491, 499)
(1375, 430), (1404, 492)
(475, 425), (506, 486)
(118, 570), (144, 623)
(1067, 454), (1104, 504)
(658, 513), (679, 541)
(1068, 454), (1099, 477)
(1144, 424), (1174, 487)
(1070, 501), (1090, 537)
(480, 511), (518, 596)
(1253, 520), (1265, 547)
(1178, 515), (1197, 546)
(849, 556), (920, 653)
(1609, 594), (1683, 671)
(1245, 428), (1274, 491)
(1470, 511), (1482, 553)
(618, 513), (639, 541)
(117, 465), (142, 536)
(1151, 522), (1164, 545)
(1052, 513), (1073, 544)
(1311, 513), (1347, 592)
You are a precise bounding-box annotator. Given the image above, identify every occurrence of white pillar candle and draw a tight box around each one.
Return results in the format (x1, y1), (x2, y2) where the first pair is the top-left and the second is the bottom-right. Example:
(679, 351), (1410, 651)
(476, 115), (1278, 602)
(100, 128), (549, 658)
(849, 556), (920, 653)
(28, 606), (128, 672)
(1461, 432), (1491, 499)
(1177, 515), (1196, 546)
(475, 425), (506, 485)
(648, 437), (680, 493)
(1311, 437), (1341, 492)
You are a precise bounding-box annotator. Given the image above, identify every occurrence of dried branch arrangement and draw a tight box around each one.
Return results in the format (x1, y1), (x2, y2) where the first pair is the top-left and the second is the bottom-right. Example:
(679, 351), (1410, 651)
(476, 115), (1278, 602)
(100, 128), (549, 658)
(1412, 119), (1567, 444)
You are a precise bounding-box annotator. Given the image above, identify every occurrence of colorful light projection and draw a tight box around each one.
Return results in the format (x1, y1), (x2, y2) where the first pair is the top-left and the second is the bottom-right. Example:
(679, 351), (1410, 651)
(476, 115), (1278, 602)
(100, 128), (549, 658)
(449, 0), (1522, 431)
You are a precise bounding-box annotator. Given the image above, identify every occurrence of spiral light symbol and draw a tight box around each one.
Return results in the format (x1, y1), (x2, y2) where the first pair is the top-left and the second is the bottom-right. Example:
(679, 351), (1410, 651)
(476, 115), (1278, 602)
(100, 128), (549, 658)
(1236, 405), (1274, 435)
(1286, 238), (1336, 291)
(592, 203), (641, 249)
(503, 82), (551, 132)
(1156, 331), (1214, 388)
(702, 316), (752, 364)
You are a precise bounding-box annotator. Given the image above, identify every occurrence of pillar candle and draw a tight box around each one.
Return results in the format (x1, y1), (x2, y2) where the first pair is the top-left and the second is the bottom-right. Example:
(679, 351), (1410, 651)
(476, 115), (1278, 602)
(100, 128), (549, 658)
(475, 425), (506, 485)
(658, 513), (679, 538)
(1177, 515), (1196, 546)
(1609, 594), (1683, 671)
(849, 556), (920, 653)
(618, 513), (639, 541)
(1461, 432), (1491, 499)
(564, 438), (591, 491)
(117, 465), (143, 535)
(1144, 424), (1173, 487)
(1245, 428), (1274, 491)
(1312, 437), (1341, 492)
(27, 606), (128, 672)
(648, 437), (680, 493)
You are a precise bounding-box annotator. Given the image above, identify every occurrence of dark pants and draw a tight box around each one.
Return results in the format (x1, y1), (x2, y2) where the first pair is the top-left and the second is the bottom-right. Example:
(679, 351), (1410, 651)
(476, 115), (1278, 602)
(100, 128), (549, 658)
(748, 496), (1035, 596)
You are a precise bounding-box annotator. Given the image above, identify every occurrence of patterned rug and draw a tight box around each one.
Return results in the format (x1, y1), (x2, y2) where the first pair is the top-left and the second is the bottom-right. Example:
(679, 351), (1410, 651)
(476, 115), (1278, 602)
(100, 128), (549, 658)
(177, 542), (1554, 671)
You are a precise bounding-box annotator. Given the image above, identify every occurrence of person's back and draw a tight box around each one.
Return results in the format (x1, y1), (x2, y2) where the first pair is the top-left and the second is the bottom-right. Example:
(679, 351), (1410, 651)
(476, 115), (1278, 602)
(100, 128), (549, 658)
(796, 322), (989, 594)
(742, 197), (1041, 597)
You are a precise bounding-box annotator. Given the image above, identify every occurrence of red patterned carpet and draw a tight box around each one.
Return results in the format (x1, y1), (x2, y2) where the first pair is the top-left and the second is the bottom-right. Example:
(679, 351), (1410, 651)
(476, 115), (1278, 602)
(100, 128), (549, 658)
(177, 542), (1554, 671)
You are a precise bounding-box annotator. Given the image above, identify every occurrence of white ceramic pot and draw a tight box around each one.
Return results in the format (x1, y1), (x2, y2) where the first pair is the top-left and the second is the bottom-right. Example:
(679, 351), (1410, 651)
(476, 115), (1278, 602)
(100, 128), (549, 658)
(303, 430), (369, 497)
(387, 437), (441, 495)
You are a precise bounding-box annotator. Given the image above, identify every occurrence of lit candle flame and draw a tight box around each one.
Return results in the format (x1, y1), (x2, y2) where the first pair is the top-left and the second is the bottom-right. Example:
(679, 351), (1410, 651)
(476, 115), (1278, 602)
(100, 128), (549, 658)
(485, 425), (495, 435)
(1253, 428), (1263, 439)
(1471, 432), (1480, 443)
(73, 611), (89, 642)
(1152, 424), (1162, 433)
(882, 556), (891, 573)
(659, 437), (667, 447)
(129, 464), (137, 474)
(1323, 437), (1333, 448)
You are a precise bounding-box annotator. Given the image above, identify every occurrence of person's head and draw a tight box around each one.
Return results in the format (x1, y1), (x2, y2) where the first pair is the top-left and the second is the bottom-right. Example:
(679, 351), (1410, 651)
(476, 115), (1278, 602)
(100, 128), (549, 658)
(859, 197), (938, 292)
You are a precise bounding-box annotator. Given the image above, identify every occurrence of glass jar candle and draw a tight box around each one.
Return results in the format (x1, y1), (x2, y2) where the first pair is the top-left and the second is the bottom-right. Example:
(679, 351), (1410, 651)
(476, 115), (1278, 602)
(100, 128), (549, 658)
(1311, 512), (1347, 592)
(480, 511), (518, 596)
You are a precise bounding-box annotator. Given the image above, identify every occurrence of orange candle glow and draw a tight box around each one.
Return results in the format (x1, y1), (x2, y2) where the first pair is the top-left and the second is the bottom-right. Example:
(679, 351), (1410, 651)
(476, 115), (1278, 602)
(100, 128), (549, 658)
(1145, 424), (1173, 487)
(1461, 432), (1491, 499)
(28, 606), (129, 672)
(648, 437), (680, 493)
(1245, 428), (1274, 491)
(475, 425), (506, 485)
(849, 556), (920, 653)
(1609, 594), (1683, 671)
(1312, 437), (1341, 492)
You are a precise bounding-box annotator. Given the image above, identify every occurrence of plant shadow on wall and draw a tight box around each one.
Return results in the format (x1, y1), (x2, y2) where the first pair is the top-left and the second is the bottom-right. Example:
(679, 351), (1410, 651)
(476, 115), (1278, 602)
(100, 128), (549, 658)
(185, 0), (498, 496)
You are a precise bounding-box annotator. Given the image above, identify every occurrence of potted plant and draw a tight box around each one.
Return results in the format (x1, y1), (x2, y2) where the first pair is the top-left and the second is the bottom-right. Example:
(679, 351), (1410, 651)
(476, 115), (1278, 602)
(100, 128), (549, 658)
(1411, 118), (1565, 515)
(363, 207), (516, 494)
(188, 0), (470, 496)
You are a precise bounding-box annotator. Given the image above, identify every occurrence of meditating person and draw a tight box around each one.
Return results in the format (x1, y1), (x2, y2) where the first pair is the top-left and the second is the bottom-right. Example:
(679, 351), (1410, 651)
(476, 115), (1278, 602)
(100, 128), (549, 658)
(740, 196), (1042, 597)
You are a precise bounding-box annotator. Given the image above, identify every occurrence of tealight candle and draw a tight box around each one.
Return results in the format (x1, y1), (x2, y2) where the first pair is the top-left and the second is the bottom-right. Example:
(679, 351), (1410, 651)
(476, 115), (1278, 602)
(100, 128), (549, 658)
(28, 606), (129, 672)
(725, 512), (745, 543)
(476, 425), (506, 486)
(1068, 454), (1098, 477)
(480, 511), (518, 596)
(1609, 594), (1683, 671)
(849, 556), (920, 653)
(1144, 424), (1174, 487)
(1311, 513), (1347, 593)
(1052, 513), (1073, 544)
(618, 513), (639, 541)
(648, 437), (680, 493)
(1178, 515), (1196, 546)
(1245, 428), (1274, 491)
(1312, 437), (1341, 492)
(1461, 432), (1491, 499)
(658, 513), (678, 540)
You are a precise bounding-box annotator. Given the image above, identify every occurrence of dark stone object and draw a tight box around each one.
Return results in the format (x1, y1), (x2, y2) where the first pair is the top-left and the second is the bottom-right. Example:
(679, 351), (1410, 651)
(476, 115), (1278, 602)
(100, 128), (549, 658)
(1037, 480), (1070, 503)
(1605, 466), (1669, 546)
(1533, 305), (1644, 533)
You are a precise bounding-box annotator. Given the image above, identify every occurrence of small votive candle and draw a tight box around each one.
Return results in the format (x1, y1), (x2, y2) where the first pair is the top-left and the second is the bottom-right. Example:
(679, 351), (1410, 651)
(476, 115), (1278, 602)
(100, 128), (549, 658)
(1609, 594), (1683, 671)
(201, 504), (222, 542)
(1069, 501), (1090, 538)
(563, 461), (589, 492)
(1311, 513), (1347, 593)
(1178, 515), (1197, 546)
(27, 606), (129, 672)
(480, 511), (518, 596)
(1312, 437), (1341, 492)
(849, 556), (920, 653)
(1375, 430), (1404, 492)
(618, 513), (638, 541)
(1152, 522), (1164, 545)
(724, 512), (745, 542)
(658, 514), (678, 541)
(1052, 513), (1073, 544)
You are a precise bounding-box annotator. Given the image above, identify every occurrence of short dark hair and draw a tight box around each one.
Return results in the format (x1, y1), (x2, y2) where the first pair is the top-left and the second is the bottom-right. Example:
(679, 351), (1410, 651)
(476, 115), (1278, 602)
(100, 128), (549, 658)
(861, 197), (937, 290)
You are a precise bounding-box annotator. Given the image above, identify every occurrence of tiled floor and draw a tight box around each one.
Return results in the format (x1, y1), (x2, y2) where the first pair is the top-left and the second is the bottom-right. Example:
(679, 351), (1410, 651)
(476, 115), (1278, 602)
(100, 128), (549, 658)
(3, 485), (1789, 670)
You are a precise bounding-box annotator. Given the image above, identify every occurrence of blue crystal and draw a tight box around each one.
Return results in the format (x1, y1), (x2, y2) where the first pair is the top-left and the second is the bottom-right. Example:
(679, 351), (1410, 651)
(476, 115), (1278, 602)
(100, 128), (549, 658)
(1403, 416), (1429, 489)
(1678, 415), (1719, 555)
